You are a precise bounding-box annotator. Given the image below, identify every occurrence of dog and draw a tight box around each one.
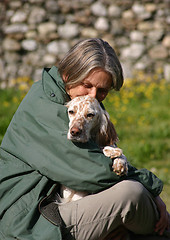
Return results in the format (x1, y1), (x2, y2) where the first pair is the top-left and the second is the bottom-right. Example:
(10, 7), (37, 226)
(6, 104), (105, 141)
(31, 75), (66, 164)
(58, 95), (128, 203)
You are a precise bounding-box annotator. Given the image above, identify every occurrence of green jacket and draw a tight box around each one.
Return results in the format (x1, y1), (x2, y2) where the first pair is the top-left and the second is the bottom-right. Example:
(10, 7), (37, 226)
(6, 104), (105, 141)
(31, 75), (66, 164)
(0, 66), (163, 239)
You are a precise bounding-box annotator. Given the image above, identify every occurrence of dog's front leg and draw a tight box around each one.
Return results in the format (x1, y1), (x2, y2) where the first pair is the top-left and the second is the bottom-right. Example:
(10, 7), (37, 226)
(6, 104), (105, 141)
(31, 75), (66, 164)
(103, 146), (123, 158)
(103, 146), (128, 176)
(112, 155), (128, 176)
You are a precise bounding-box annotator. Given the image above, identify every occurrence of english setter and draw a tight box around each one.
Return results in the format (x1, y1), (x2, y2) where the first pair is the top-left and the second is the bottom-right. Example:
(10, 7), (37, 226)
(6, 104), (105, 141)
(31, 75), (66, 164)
(59, 95), (128, 202)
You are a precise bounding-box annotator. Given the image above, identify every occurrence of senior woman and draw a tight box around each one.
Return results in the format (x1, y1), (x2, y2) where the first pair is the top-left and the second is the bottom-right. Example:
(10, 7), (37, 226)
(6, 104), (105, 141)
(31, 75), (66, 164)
(0, 38), (169, 240)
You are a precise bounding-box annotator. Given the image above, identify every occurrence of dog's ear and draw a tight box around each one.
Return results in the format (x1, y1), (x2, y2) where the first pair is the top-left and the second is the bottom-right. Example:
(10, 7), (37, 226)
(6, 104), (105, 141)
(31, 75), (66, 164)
(97, 110), (118, 147)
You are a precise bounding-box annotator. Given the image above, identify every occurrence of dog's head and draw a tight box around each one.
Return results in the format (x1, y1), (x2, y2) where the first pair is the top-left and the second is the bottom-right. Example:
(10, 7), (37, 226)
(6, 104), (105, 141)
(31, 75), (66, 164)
(66, 95), (118, 146)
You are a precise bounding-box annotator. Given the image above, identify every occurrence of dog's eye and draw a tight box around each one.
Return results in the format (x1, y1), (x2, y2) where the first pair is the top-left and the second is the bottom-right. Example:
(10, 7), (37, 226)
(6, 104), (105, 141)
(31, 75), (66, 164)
(87, 113), (95, 118)
(68, 110), (74, 115)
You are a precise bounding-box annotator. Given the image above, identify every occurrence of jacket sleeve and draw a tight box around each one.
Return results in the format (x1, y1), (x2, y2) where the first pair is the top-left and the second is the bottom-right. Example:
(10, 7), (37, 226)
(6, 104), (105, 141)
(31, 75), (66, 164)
(1, 81), (163, 196)
(126, 164), (163, 197)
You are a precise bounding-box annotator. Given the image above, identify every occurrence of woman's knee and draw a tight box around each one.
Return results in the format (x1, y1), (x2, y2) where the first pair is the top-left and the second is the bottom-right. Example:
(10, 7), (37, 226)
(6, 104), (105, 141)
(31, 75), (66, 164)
(110, 180), (147, 204)
(112, 180), (158, 234)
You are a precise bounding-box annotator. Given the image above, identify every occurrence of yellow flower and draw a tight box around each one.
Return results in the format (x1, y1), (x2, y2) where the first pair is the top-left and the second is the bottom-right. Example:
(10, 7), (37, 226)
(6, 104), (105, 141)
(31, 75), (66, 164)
(142, 102), (150, 108)
(12, 96), (19, 103)
(122, 98), (129, 105)
(138, 116), (145, 126)
(121, 106), (127, 112)
(19, 83), (29, 91)
(128, 91), (134, 99)
(110, 117), (117, 125)
(3, 101), (10, 107)
(127, 116), (133, 123)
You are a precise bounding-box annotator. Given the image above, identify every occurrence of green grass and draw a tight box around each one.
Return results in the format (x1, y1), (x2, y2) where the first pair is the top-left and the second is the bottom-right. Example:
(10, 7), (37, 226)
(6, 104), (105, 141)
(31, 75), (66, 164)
(0, 79), (170, 212)
(0, 88), (22, 143)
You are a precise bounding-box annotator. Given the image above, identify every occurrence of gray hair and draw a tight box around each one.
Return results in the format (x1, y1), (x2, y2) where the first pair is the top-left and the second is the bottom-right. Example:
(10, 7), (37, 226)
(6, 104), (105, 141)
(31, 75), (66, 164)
(58, 38), (124, 91)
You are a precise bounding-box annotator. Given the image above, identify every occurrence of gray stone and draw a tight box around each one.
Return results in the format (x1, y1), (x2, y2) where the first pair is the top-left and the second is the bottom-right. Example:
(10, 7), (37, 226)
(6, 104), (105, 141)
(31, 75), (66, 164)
(115, 37), (129, 47)
(149, 45), (168, 59)
(18, 64), (33, 77)
(3, 38), (21, 51)
(0, 81), (8, 89)
(121, 43), (145, 60)
(0, 59), (6, 82)
(134, 56), (151, 71)
(23, 53), (42, 67)
(122, 10), (134, 19)
(132, 3), (145, 15)
(121, 61), (133, 79)
(25, 30), (37, 39)
(9, 1), (22, 9)
(6, 10), (15, 20)
(11, 10), (27, 23)
(145, 3), (157, 13)
(108, 5), (121, 18)
(111, 20), (123, 35)
(166, 16), (170, 25)
(21, 39), (37, 51)
(91, 2), (107, 17)
(94, 17), (109, 31)
(4, 24), (28, 34)
(29, 0), (44, 3)
(132, 3), (152, 20)
(28, 7), (46, 24)
(33, 68), (43, 81)
(38, 22), (57, 36)
(43, 54), (56, 65)
(58, 23), (79, 39)
(47, 40), (70, 55)
(134, 62), (146, 71)
(138, 22), (154, 31)
(6, 64), (18, 79)
(130, 31), (144, 42)
(4, 52), (20, 63)
(81, 28), (98, 38)
(147, 30), (164, 42)
(164, 64), (170, 81)
(162, 35), (170, 48)
(45, 0), (59, 13)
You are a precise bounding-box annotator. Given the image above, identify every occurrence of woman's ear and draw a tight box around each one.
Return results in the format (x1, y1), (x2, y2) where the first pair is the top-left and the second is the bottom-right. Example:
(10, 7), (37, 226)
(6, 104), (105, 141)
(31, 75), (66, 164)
(97, 110), (118, 147)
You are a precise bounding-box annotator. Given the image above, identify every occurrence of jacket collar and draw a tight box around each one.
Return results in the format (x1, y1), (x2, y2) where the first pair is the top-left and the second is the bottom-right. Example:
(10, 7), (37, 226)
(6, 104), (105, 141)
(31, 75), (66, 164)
(42, 66), (70, 104)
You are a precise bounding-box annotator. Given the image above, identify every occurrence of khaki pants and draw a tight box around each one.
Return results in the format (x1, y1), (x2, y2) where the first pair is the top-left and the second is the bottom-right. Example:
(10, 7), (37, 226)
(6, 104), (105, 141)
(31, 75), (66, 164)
(58, 180), (161, 240)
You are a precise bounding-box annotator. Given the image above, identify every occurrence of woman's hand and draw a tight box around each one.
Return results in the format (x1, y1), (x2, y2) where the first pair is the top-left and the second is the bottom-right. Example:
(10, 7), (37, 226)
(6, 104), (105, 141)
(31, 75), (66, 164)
(155, 196), (170, 235)
(104, 226), (129, 240)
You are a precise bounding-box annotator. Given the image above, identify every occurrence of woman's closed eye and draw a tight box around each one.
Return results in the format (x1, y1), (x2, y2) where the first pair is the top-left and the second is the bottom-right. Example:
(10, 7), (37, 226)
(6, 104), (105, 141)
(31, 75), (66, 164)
(82, 82), (109, 93)
(82, 82), (93, 88)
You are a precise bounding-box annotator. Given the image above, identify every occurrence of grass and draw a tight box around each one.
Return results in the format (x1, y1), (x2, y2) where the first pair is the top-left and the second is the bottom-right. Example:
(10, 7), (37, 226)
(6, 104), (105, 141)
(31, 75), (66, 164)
(0, 74), (170, 211)
(0, 88), (22, 143)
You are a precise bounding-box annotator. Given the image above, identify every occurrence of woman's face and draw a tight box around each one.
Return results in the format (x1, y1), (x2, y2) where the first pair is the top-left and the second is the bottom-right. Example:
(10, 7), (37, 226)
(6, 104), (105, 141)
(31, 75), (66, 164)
(66, 68), (112, 102)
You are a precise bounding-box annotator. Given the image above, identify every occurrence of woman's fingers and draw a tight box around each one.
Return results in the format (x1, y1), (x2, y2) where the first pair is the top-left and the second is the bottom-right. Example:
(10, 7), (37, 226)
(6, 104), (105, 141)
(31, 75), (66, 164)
(154, 196), (170, 235)
(155, 211), (169, 235)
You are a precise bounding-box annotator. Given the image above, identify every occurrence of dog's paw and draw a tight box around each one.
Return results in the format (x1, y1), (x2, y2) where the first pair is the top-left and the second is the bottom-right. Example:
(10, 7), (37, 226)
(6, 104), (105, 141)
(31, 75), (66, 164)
(103, 146), (123, 158)
(112, 158), (128, 176)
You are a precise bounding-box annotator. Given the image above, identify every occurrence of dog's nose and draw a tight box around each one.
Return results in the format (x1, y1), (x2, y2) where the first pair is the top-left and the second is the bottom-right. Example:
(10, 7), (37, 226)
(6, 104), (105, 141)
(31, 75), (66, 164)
(70, 127), (82, 136)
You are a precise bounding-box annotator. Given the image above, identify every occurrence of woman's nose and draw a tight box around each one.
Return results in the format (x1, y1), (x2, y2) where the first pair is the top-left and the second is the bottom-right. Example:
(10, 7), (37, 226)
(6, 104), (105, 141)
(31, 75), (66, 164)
(88, 87), (97, 98)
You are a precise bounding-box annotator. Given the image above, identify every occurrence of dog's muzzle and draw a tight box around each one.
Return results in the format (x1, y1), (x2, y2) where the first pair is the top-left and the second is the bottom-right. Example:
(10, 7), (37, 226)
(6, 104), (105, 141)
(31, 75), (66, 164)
(67, 126), (88, 143)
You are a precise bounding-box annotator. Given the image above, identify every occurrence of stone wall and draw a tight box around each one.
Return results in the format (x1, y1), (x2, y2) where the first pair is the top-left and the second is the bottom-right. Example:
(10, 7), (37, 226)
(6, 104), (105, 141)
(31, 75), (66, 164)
(0, 0), (170, 88)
